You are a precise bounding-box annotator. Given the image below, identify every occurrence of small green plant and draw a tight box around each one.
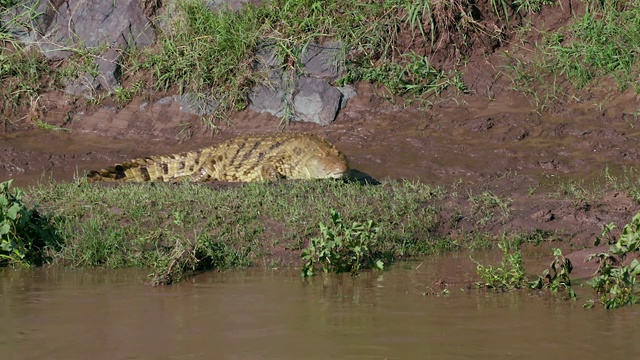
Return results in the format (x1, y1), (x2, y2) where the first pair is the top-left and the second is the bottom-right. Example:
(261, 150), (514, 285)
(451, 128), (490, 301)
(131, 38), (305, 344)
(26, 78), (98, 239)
(584, 212), (640, 309)
(113, 81), (143, 105)
(472, 237), (526, 290)
(513, 0), (557, 13)
(33, 119), (70, 132)
(530, 248), (576, 300)
(301, 209), (387, 277)
(0, 180), (57, 266)
(468, 190), (512, 226)
(606, 167), (640, 204)
(554, 179), (602, 205)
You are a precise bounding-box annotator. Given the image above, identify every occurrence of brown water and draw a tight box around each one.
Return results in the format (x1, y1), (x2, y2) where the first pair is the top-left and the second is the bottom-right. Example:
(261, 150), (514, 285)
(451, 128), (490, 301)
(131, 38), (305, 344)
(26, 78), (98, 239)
(2, 253), (639, 360)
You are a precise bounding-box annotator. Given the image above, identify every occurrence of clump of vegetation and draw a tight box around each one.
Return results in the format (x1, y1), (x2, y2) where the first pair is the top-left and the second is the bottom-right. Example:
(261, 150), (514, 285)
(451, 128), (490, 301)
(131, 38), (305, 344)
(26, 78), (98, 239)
(138, 0), (262, 120)
(584, 212), (640, 309)
(0, 0), (18, 8)
(605, 166), (640, 204)
(467, 190), (512, 226)
(472, 236), (527, 290)
(301, 209), (390, 277)
(553, 178), (603, 206)
(149, 232), (250, 286)
(134, 0), (484, 121)
(0, 3), (50, 124)
(0, 180), (58, 266)
(543, 0), (640, 91)
(507, 0), (640, 110)
(530, 248), (576, 300)
(473, 237), (577, 298)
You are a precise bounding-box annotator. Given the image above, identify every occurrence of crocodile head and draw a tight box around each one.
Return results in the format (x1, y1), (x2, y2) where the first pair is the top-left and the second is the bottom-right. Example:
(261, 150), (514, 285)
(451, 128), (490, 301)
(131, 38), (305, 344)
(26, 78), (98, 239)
(300, 147), (349, 179)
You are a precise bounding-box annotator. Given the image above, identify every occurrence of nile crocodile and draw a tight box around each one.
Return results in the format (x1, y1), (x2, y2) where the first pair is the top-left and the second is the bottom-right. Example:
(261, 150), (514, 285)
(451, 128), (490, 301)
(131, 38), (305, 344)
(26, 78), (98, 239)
(87, 132), (349, 183)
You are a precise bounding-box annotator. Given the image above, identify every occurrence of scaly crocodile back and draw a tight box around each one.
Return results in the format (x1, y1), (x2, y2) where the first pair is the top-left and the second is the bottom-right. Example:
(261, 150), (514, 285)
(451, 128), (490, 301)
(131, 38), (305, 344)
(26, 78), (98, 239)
(87, 133), (349, 183)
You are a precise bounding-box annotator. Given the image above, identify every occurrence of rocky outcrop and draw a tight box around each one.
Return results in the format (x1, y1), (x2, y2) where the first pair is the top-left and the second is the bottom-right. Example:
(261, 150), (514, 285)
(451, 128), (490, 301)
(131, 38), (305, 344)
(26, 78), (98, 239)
(2, 0), (356, 125)
(47, 0), (154, 95)
(2, 0), (156, 96)
(248, 43), (356, 125)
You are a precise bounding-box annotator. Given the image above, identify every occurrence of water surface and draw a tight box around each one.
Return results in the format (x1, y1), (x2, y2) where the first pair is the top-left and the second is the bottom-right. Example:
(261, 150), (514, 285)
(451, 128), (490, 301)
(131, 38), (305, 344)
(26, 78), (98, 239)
(2, 254), (639, 359)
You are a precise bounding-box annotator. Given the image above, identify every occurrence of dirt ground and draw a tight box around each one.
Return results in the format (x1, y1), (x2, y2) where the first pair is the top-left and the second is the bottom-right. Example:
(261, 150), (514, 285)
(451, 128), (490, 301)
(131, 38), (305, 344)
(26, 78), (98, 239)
(1, 2), (639, 278)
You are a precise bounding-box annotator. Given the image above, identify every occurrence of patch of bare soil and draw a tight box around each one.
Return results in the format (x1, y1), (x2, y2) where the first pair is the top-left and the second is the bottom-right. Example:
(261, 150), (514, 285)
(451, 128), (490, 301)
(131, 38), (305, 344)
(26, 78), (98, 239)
(2, 2), (639, 273)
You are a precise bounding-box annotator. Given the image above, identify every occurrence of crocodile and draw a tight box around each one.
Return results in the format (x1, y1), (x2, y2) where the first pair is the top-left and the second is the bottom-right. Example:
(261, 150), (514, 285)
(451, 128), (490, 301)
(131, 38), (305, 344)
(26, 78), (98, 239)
(87, 132), (349, 183)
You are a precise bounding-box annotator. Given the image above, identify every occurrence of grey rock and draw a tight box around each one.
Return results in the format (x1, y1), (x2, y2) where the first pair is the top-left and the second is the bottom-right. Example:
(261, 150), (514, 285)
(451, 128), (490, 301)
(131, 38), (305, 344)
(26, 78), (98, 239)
(0, 0), (61, 45)
(153, 94), (219, 116)
(174, 94), (219, 116)
(94, 48), (122, 92)
(31, 0), (156, 95)
(300, 42), (343, 80)
(293, 77), (342, 125)
(337, 85), (357, 109)
(248, 82), (288, 118)
(64, 72), (100, 98)
(248, 44), (289, 118)
(254, 44), (282, 69)
(248, 42), (351, 125)
(39, 0), (155, 60)
(155, 96), (176, 106)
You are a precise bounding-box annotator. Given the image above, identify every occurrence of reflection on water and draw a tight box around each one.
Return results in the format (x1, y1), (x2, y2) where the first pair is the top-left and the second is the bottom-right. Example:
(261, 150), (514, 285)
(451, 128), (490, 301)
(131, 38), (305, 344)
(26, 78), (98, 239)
(1, 254), (639, 359)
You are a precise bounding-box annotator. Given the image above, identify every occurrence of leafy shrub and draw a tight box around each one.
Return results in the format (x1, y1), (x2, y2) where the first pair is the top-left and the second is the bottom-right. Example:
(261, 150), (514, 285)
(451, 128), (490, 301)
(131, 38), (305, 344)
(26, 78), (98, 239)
(1, 180), (57, 266)
(584, 212), (640, 309)
(530, 248), (576, 300)
(301, 209), (389, 277)
(472, 238), (526, 290)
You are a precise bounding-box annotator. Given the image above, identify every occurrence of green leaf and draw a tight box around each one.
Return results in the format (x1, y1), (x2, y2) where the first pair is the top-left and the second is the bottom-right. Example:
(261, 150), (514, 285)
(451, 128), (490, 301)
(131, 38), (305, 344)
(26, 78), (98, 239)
(7, 203), (21, 221)
(1, 238), (14, 251)
(0, 222), (10, 236)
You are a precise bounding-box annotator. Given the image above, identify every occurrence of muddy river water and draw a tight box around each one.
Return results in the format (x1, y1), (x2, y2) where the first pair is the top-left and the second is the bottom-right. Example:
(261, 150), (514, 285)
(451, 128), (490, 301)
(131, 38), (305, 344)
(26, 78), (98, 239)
(2, 252), (640, 359)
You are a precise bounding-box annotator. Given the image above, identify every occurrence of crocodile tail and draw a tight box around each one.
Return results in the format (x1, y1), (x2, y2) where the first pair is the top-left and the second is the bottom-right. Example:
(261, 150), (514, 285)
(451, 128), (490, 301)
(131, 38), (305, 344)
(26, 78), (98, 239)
(86, 158), (153, 182)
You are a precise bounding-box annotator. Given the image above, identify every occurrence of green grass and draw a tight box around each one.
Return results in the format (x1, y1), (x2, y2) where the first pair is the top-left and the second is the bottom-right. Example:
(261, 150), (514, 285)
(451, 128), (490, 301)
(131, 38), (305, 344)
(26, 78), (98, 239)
(0, 2), (51, 120)
(605, 167), (640, 204)
(7, 0), (638, 125)
(3, 0), (639, 125)
(543, 1), (640, 91)
(16, 177), (570, 284)
(504, 0), (640, 110)
(3, 169), (636, 290)
(550, 166), (640, 205)
(552, 178), (603, 205)
(25, 179), (454, 284)
(467, 189), (512, 226)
